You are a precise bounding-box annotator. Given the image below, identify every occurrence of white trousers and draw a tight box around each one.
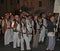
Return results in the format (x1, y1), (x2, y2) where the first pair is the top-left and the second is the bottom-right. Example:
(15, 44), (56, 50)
(20, 34), (31, 50)
(9, 29), (14, 42)
(4, 29), (12, 45)
(28, 34), (32, 42)
(47, 36), (55, 50)
(39, 27), (45, 42)
(13, 32), (20, 48)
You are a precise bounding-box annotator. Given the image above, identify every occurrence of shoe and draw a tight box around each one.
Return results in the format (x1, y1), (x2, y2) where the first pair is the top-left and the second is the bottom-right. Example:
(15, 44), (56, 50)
(45, 50), (49, 51)
(50, 50), (54, 51)
(27, 49), (32, 51)
(21, 50), (24, 51)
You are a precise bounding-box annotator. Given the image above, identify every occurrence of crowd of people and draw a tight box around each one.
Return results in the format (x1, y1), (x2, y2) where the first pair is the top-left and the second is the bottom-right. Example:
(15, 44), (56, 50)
(0, 9), (60, 51)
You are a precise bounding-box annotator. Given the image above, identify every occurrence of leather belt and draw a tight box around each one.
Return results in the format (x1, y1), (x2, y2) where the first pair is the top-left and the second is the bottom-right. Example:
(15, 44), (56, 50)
(7, 28), (10, 29)
(22, 33), (26, 34)
(30, 27), (32, 28)
(30, 33), (32, 34)
(13, 30), (19, 32)
(37, 29), (40, 30)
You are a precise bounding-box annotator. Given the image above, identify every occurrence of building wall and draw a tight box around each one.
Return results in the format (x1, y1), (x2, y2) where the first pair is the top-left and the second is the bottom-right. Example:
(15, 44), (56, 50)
(0, 0), (52, 15)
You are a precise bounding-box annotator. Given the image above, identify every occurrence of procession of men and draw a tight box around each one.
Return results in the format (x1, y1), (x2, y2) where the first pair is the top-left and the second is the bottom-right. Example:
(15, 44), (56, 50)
(0, 0), (60, 51)
(0, 9), (59, 51)
(1, 11), (46, 51)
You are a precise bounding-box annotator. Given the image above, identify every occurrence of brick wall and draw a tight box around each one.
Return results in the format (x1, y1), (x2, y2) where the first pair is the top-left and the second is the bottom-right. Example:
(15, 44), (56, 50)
(0, 0), (52, 15)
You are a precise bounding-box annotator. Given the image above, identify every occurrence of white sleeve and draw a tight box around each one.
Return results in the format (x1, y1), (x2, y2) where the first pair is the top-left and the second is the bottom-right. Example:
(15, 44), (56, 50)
(17, 24), (20, 31)
(11, 21), (15, 28)
(32, 20), (34, 26)
(2, 20), (4, 27)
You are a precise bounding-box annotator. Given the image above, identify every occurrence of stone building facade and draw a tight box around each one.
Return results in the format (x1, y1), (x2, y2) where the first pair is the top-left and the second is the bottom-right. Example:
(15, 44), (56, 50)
(0, 0), (54, 15)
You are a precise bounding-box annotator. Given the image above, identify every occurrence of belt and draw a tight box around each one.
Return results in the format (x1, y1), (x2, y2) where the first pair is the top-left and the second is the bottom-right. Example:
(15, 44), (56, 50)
(36, 29), (40, 30)
(13, 30), (19, 32)
(48, 32), (55, 34)
(30, 33), (32, 34)
(7, 28), (10, 29)
(23, 33), (26, 34)
(30, 27), (32, 28)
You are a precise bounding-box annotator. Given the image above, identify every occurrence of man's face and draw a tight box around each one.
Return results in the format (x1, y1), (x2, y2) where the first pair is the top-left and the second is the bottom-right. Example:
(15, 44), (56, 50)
(50, 16), (55, 22)
(28, 16), (32, 20)
(42, 14), (46, 18)
(34, 16), (38, 20)
(22, 18), (26, 23)
(11, 15), (14, 20)
(15, 15), (19, 21)
(39, 19), (42, 23)
(10, 13), (12, 16)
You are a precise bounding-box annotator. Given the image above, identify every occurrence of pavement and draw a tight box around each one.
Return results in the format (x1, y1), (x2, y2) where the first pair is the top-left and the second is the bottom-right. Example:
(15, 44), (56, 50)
(0, 34), (60, 51)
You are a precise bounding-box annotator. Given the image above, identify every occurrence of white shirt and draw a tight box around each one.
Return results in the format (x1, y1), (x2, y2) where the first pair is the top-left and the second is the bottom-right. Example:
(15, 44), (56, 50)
(7, 20), (11, 28)
(22, 23), (26, 33)
(43, 18), (47, 27)
(26, 19), (33, 33)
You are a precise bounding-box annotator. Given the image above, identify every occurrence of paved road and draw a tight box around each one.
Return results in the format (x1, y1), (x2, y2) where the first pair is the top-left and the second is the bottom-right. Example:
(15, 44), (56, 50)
(0, 35), (60, 51)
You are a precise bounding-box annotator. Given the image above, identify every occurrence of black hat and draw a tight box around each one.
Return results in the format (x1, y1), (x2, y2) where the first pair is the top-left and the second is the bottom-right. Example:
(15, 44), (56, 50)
(0, 17), (2, 19)
(21, 16), (26, 19)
